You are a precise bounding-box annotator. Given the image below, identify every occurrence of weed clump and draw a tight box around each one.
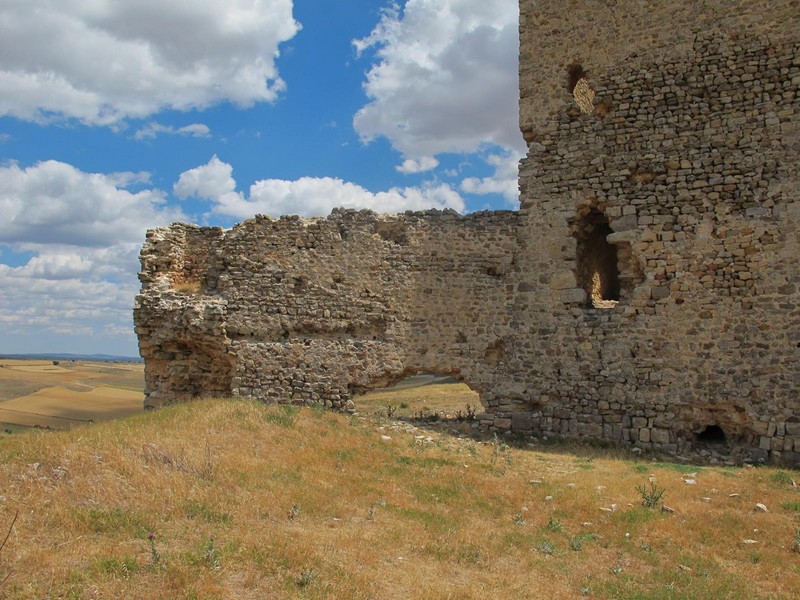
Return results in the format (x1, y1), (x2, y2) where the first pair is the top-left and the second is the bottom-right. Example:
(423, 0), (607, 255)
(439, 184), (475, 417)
(636, 481), (666, 508)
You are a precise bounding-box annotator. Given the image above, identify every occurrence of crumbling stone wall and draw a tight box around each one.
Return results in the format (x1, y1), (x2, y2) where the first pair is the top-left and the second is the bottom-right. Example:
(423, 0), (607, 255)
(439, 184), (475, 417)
(135, 210), (521, 412)
(135, 0), (800, 464)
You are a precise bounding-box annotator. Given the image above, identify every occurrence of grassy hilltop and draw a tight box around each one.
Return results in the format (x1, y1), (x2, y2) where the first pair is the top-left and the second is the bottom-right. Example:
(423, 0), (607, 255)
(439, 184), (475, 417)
(1, 395), (800, 599)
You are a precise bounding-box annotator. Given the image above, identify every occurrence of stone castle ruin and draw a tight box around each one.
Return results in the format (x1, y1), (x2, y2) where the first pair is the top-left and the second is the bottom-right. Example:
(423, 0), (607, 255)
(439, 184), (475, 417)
(135, 0), (800, 464)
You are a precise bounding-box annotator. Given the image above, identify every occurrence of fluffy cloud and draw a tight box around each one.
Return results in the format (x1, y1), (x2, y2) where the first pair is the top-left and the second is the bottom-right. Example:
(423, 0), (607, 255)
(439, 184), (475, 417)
(0, 0), (300, 125)
(396, 156), (439, 174)
(0, 161), (181, 248)
(0, 267), (140, 353)
(460, 151), (520, 205)
(0, 160), (184, 353)
(174, 155), (237, 202)
(353, 0), (524, 161)
(134, 122), (211, 141)
(176, 156), (465, 219)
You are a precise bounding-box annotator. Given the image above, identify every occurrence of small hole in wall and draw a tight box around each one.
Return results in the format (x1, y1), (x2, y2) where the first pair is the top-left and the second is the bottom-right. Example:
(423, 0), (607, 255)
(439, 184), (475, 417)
(696, 425), (727, 444)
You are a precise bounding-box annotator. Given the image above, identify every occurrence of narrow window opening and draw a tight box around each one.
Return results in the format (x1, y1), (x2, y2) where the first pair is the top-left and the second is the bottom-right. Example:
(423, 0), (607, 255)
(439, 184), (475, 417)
(575, 209), (620, 308)
(696, 425), (727, 444)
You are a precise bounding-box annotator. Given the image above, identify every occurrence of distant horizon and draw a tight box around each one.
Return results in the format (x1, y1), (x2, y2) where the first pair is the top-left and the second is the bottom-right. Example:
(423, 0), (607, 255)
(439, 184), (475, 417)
(0, 352), (143, 362)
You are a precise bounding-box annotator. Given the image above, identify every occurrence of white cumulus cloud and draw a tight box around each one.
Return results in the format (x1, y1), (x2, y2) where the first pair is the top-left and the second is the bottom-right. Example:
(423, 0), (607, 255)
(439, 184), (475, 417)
(460, 151), (520, 205)
(176, 156), (465, 219)
(173, 155), (237, 201)
(0, 160), (184, 352)
(0, 161), (181, 248)
(353, 0), (524, 163)
(396, 156), (439, 174)
(0, 0), (300, 126)
(134, 122), (211, 141)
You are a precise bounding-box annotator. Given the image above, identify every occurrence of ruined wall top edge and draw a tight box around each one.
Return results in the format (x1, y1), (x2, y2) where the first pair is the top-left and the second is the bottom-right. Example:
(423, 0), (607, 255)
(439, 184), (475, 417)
(145, 206), (520, 239)
(520, 0), (800, 138)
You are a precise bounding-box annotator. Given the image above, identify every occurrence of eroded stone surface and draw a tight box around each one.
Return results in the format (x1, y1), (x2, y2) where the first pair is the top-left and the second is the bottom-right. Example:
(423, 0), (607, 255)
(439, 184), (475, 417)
(135, 0), (800, 465)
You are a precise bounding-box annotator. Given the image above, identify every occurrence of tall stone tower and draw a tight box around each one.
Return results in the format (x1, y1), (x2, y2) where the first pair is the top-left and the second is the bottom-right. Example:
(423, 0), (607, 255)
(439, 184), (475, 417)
(515, 0), (800, 462)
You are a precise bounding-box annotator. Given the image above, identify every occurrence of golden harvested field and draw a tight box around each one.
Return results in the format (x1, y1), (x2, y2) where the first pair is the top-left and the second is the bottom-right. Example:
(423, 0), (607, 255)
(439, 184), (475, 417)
(1, 397), (799, 599)
(0, 360), (144, 428)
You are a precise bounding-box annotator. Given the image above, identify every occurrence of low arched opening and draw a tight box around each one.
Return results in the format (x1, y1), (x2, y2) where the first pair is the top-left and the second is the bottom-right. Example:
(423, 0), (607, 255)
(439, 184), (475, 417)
(696, 424), (727, 445)
(353, 370), (481, 423)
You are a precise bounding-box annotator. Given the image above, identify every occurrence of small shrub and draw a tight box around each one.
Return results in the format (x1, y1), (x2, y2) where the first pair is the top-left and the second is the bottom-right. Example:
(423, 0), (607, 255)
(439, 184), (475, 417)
(491, 433), (512, 466)
(203, 536), (221, 570)
(548, 516), (563, 532)
(147, 532), (161, 566)
(536, 541), (555, 555)
(636, 481), (666, 508)
(296, 568), (317, 588)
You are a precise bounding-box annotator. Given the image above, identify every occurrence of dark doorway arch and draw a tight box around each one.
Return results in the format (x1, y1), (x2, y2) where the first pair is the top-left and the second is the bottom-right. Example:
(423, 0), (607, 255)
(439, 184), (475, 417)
(696, 425), (727, 444)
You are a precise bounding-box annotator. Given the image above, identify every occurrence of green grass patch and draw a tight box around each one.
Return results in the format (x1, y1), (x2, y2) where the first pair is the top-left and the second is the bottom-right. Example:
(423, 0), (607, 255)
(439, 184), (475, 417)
(410, 481), (474, 504)
(93, 556), (139, 578)
(502, 529), (535, 549)
(781, 501), (800, 512)
(263, 405), (299, 428)
(769, 471), (796, 486)
(185, 500), (230, 524)
(387, 505), (458, 534)
(613, 507), (663, 527)
(74, 507), (150, 536)
(650, 462), (701, 474)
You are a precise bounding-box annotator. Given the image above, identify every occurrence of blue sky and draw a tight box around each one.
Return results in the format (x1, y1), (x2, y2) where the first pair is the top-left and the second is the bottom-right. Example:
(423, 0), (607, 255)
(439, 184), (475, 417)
(0, 0), (523, 357)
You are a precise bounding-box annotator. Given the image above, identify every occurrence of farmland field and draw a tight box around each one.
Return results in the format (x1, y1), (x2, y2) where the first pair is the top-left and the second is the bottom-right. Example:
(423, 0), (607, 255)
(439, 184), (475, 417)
(0, 359), (144, 428)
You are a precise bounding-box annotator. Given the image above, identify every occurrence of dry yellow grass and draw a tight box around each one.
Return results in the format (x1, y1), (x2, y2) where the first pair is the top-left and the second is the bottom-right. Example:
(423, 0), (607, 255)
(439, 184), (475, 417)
(1, 398), (799, 599)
